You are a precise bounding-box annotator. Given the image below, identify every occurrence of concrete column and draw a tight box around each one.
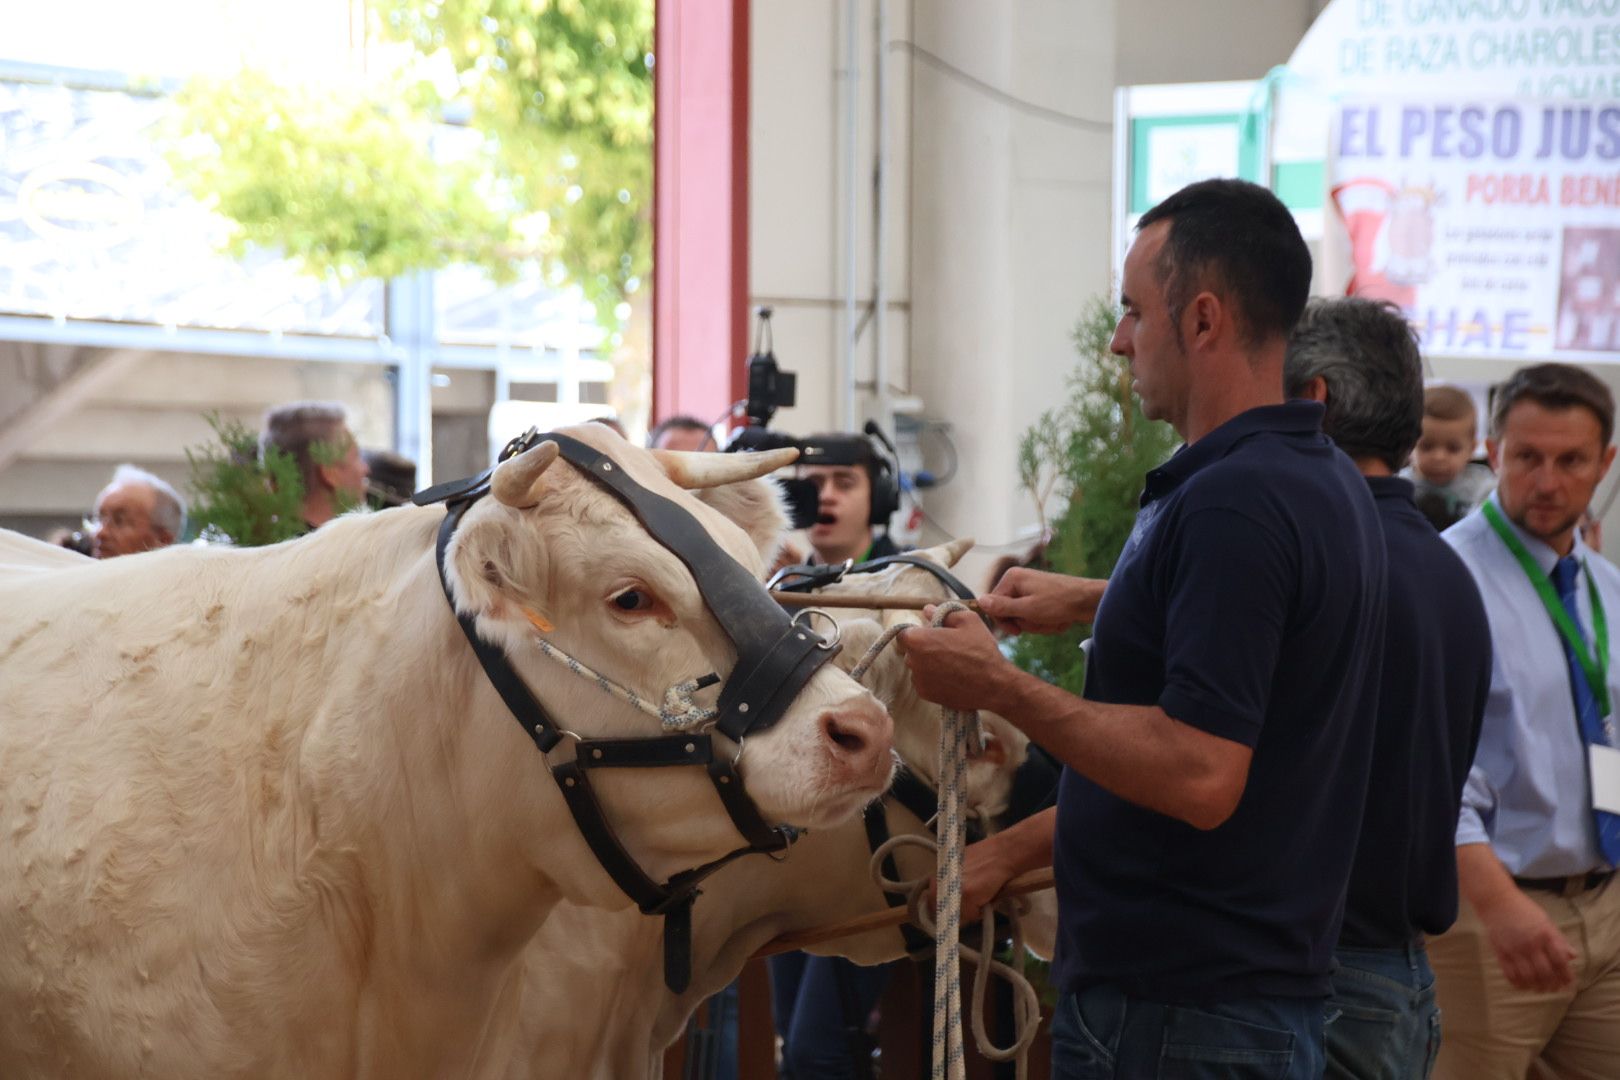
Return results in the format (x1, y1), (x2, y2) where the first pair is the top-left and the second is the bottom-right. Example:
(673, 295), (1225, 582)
(909, 4), (1015, 544)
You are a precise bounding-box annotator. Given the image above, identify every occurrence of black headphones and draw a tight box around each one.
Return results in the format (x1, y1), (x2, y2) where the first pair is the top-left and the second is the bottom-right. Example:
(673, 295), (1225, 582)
(861, 421), (904, 528)
(865, 446), (901, 527)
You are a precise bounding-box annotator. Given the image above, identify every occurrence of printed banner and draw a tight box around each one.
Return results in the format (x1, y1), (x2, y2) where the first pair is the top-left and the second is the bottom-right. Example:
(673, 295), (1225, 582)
(1330, 99), (1620, 358)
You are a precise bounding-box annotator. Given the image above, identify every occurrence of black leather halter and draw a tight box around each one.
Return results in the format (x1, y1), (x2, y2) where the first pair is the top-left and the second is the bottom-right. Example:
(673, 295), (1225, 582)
(768, 551), (980, 606)
(414, 429), (841, 993)
(773, 553), (985, 955)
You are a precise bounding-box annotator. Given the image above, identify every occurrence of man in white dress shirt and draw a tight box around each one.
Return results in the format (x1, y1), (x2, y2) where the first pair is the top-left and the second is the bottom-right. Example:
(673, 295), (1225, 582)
(1432, 362), (1620, 1079)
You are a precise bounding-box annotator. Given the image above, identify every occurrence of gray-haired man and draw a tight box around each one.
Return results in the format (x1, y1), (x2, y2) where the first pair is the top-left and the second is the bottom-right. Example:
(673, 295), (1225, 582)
(91, 464), (187, 558)
(1285, 297), (1492, 1078)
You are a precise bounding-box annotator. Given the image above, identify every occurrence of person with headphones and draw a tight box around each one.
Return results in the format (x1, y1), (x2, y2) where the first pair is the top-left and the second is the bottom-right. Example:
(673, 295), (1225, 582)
(769, 431), (903, 1079)
(799, 432), (902, 566)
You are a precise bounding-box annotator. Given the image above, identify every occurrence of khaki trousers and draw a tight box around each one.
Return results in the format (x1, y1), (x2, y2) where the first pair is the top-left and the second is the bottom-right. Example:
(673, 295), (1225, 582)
(1428, 874), (1620, 1080)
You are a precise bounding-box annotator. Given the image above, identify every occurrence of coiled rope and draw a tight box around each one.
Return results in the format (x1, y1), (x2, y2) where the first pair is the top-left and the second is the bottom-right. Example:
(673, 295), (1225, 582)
(846, 603), (1042, 1080)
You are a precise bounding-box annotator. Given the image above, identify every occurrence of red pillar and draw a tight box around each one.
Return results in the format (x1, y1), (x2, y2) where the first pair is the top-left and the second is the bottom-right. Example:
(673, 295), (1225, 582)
(652, 0), (750, 429)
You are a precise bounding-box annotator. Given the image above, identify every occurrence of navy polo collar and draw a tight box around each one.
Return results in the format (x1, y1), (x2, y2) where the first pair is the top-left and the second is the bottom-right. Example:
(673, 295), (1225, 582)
(1142, 401), (1326, 506)
(1364, 474), (1415, 504)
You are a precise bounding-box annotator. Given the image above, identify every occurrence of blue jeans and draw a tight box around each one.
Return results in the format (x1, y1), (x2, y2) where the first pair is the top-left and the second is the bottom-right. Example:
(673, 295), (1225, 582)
(1052, 985), (1325, 1079)
(769, 953), (895, 1079)
(1325, 943), (1440, 1080)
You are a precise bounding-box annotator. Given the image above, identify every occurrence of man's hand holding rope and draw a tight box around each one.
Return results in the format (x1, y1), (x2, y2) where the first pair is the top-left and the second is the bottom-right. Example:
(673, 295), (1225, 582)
(976, 567), (1106, 636)
(898, 604), (1016, 713)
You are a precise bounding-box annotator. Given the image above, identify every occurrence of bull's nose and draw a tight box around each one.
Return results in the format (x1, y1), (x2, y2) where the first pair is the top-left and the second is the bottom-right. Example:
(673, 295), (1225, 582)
(819, 698), (893, 781)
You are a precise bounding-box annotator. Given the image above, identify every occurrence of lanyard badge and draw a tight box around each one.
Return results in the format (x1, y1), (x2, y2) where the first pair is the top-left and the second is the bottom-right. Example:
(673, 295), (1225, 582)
(1482, 500), (1611, 720)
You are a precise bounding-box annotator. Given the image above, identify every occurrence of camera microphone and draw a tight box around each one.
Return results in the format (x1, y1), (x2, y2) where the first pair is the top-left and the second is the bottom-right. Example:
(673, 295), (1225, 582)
(862, 420), (898, 456)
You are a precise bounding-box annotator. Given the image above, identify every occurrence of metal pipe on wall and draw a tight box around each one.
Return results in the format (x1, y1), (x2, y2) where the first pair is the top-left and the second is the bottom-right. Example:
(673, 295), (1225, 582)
(873, 0), (889, 431)
(840, 0), (859, 430)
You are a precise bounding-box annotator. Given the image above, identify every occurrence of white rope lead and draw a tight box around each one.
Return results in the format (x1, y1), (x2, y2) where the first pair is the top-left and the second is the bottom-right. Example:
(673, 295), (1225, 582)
(869, 832), (1042, 1080)
(529, 636), (719, 730)
(848, 601), (1041, 1080)
(932, 605), (973, 1080)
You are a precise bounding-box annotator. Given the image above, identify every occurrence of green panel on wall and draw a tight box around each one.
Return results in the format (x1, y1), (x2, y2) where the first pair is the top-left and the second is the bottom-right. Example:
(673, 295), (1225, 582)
(1272, 160), (1325, 210)
(1129, 114), (1262, 214)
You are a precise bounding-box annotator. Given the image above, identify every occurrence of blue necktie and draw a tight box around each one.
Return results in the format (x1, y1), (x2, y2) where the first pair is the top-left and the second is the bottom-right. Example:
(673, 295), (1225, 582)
(1553, 556), (1620, 867)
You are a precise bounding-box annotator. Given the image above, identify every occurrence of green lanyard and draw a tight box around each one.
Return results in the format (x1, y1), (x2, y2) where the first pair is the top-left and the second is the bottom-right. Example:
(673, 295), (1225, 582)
(1483, 499), (1611, 718)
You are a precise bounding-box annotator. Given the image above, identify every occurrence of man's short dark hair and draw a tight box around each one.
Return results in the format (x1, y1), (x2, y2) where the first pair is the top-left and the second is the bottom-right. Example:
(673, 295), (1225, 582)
(260, 402), (352, 495)
(1284, 298), (1423, 472)
(1136, 178), (1312, 348)
(1490, 363), (1615, 447)
(647, 414), (711, 449)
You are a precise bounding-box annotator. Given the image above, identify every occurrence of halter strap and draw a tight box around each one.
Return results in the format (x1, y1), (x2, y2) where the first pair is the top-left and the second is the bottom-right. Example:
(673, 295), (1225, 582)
(419, 430), (839, 993)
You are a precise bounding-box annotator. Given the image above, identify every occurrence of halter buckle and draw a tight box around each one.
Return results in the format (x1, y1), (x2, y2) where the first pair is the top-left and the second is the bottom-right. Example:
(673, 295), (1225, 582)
(792, 607), (842, 650)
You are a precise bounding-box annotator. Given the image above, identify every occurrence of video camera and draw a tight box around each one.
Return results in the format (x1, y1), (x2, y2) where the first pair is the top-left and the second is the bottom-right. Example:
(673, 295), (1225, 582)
(726, 308), (901, 531)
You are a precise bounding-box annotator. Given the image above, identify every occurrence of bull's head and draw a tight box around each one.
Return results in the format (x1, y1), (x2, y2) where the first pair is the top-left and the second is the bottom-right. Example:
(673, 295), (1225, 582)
(442, 425), (895, 885)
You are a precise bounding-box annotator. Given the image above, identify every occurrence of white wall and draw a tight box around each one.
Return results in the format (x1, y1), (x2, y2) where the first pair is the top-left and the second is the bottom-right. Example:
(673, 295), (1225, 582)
(750, 0), (1118, 579)
(907, 0), (1116, 565)
(748, 0), (919, 434)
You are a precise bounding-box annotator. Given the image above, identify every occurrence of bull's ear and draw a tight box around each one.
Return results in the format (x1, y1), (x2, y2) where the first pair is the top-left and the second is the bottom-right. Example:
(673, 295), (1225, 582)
(908, 537), (975, 569)
(492, 440), (561, 509)
(694, 478), (789, 566)
(444, 513), (545, 641)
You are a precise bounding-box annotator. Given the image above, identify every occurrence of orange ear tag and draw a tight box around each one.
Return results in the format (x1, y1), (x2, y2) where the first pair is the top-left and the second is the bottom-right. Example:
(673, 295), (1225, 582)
(522, 607), (555, 634)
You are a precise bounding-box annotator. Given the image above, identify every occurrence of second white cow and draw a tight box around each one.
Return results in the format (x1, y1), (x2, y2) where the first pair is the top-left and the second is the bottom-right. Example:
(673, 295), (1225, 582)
(512, 541), (1037, 1078)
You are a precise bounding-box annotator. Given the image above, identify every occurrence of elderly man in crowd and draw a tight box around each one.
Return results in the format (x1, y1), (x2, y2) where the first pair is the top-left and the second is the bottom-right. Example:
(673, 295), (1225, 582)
(1285, 298), (1492, 1078)
(90, 463), (187, 558)
(259, 401), (370, 532)
(1431, 363), (1620, 1079)
(902, 179), (1386, 1078)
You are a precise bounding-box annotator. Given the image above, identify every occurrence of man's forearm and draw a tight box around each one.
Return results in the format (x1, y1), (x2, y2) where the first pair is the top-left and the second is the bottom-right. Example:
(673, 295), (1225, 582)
(1457, 841), (1520, 916)
(986, 666), (1249, 830)
(982, 805), (1057, 880)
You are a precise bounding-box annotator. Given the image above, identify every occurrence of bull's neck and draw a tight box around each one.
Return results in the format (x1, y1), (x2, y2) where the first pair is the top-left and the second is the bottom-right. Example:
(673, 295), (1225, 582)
(282, 512), (566, 1071)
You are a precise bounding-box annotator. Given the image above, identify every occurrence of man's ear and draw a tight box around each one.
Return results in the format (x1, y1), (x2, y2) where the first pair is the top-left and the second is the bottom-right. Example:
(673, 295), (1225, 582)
(1486, 437), (1501, 472)
(1188, 291), (1223, 350)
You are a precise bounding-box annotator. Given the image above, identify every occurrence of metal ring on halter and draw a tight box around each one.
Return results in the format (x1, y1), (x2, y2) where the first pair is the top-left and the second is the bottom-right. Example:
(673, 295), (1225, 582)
(731, 735), (746, 767)
(556, 728), (585, 743)
(791, 608), (842, 650)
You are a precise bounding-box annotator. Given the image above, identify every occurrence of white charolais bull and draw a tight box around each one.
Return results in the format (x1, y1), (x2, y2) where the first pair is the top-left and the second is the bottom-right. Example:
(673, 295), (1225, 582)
(0, 426), (893, 1080)
(511, 541), (1039, 1079)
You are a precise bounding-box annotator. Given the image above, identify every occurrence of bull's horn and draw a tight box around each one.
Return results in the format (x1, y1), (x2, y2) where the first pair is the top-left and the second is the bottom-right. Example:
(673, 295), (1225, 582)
(911, 537), (976, 569)
(940, 536), (976, 568)
(491, 440), (561, 508)
(651, 447), (799, 489)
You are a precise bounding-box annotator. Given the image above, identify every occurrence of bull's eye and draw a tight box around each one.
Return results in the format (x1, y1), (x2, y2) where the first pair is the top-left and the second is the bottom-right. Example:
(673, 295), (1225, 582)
(612, 589), (653, 612)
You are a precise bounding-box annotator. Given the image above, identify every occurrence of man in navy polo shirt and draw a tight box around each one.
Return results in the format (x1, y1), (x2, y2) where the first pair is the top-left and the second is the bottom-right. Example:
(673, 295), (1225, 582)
(901, 179), (1387, 1078)
(1285, 298), (1492, 1078)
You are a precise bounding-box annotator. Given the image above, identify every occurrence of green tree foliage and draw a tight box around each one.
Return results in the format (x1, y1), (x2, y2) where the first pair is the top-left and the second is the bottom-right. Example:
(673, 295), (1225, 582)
(184, 415), (310, 547)
(164, 0), (651, 323)
(1009, 298), (1180, 695)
